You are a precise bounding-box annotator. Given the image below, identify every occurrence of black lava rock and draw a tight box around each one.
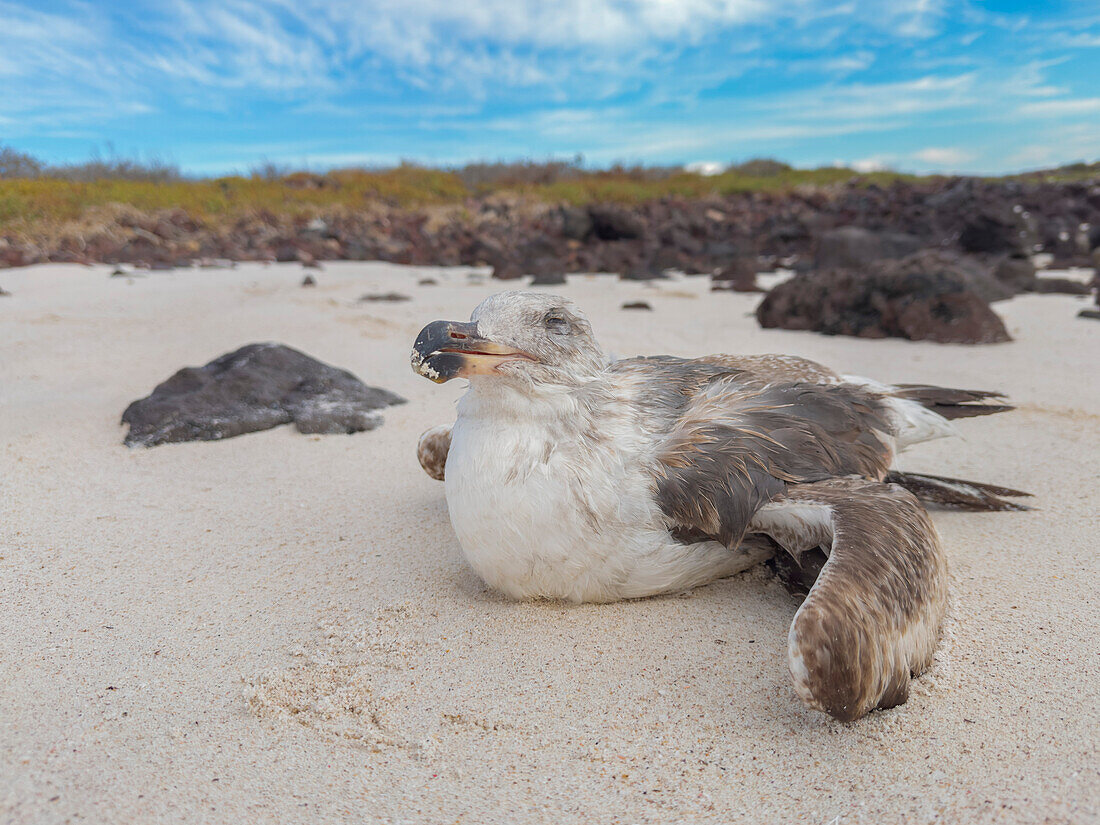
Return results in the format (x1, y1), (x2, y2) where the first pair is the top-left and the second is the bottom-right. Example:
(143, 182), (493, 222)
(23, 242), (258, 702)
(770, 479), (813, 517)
(710, 257), (760, 292)
(1030, 277), (1091, 295)
(122, 343), (405, 447)
(530, 271), (567, 286)
(756, 267), (1011, 344)
(588, 204), (645, 241)
(958, 210), (1026, 255)
(887, 249), (1015, 303)
(992, 255), (1036, 292)
(559, 206), (593, 241)
(360, 292), (411, 302)
(814, 227), (921, 270)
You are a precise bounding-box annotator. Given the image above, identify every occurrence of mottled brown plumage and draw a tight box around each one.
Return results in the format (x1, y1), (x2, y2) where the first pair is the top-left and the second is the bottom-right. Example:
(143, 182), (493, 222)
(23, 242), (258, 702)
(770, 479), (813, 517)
(416, 424), (451, 481)
(653, 380), (893, 548)
(754, 479), (948, 721)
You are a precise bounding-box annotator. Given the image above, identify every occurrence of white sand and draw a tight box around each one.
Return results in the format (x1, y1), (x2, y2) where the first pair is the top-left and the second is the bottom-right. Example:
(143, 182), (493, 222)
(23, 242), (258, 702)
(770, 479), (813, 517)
(1, 262), (1097, 824)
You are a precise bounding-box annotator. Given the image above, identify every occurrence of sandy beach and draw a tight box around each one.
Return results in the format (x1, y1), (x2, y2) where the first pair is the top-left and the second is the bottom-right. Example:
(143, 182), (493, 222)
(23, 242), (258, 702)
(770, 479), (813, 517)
(1, 262), (1097, 824)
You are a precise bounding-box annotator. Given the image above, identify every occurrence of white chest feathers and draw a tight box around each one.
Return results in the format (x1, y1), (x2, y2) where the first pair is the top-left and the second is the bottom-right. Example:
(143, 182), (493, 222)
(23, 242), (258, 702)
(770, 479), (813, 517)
(442, 393), (766, 602)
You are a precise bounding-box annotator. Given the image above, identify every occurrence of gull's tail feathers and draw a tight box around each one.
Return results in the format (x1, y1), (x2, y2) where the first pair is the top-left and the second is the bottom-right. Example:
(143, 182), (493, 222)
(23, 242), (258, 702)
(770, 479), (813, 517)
(889, 384), (1015, 420)
(885, 471), (1032, 512)
(841, 375), (1015, 452)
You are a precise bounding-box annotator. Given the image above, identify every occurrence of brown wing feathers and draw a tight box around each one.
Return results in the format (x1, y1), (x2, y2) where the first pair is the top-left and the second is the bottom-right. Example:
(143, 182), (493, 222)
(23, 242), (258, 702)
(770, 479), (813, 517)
(654, 381), (894, 548)
(767, 479), (948, 721)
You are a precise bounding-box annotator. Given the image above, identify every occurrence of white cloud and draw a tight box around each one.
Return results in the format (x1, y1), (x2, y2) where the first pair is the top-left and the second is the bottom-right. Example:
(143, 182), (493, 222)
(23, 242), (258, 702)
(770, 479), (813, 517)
(35, 0), (949, 101)
(913, 147), (974, 166)
(824, 51), (876, 73)
(684, 161), (727, 176)
(1008, 125), (1100, 169)
(754, 73), (979, 123)
(1018, 98), (1100, 116)
(1, 0), (1094, 175)
(1059, 33), (1100, 48)
(849, 156), (893, 172)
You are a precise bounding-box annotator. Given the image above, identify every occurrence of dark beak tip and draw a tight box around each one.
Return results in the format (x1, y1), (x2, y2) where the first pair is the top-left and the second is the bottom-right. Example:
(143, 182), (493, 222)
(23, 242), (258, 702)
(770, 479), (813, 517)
(412, 319), (471, 383)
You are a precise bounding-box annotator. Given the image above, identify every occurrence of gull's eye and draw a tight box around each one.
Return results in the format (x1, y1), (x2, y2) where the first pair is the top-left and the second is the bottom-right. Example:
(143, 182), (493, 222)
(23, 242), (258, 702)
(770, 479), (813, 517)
(543, 311), (569, 335)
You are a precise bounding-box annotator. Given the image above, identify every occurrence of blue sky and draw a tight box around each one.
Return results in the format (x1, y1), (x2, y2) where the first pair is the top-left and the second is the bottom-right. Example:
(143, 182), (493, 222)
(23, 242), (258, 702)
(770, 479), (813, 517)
(1, 0), (1098, 176)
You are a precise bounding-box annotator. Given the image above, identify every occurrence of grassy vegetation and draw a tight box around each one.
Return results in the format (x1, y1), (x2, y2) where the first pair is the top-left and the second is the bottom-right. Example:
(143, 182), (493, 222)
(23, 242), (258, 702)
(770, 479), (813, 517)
(1004, 161), (1100, 184)
(0, 166), (472, 230)
(0, 146), (1095, 235)
(520, 166), (922, 204)
(0, 163), (918, 234)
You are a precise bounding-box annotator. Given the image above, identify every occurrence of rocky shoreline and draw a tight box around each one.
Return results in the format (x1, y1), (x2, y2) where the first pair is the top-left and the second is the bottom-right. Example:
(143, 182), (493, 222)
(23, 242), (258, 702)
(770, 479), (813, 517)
(3, 177), (1097, 342)
(3, 178), (1098, 273)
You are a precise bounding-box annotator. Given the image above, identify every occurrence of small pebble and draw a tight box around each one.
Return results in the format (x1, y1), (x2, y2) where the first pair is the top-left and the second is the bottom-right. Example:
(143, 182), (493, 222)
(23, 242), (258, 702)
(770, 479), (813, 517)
(360, 292), (411, 302)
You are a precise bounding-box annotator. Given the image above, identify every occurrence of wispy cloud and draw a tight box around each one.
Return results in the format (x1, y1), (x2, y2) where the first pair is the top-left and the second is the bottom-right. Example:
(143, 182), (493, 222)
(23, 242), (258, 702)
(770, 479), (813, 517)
(1018, 98), (1100, 117)
(913, 146), (973, 166)
(1, 0), (1098, 173)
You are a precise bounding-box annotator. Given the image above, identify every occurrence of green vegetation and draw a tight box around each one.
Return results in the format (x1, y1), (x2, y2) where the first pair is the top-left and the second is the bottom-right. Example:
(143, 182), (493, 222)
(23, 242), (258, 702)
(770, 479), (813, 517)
(0, 163), (472, 231)
(0, 145), (1095, 236)
(1004, 161), (1100, 184)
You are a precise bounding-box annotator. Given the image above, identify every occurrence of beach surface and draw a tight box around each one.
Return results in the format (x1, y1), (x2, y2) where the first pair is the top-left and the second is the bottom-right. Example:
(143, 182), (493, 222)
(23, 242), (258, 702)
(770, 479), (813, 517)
(1, 262), (1097, 824)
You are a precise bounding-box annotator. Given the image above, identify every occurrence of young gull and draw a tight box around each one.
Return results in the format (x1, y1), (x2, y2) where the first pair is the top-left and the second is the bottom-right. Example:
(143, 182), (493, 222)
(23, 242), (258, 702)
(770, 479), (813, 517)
(410, 291), (1027, 721)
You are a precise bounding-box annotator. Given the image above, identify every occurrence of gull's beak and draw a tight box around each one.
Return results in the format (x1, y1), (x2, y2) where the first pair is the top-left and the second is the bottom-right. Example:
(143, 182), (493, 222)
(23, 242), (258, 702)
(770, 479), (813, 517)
(411, 320), (535, 383)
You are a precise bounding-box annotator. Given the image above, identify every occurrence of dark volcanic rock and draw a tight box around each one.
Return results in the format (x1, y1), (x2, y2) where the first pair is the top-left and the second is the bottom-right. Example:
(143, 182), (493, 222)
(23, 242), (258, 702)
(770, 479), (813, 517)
(530, 271), (567, 286)
(711, 257), (760, 292)
(360, 292), (411, 302)
(815, 227), (921, 270)
(958, 209), (1025, 255)
(587, 241), (643, 275)
(122, 343), (405, 447)
(560, 206), (593, 240)
(521, 237), (569, 283)
(1030, 277), (1091, 295)
(491, 260), (524, 280)
(5, 177), (1099, 279)
(886, 249), (1015, 303)
(588, 204), (645, 241)
(621, 301), (653, 310)
(1, 240), (45, 268)
(1080, 264), (1100, 318)
(756, 267), (1011, 344)
(301, 274), (316, 287)
(992, 255), (1037, 292)
(621, 258), (667, 281)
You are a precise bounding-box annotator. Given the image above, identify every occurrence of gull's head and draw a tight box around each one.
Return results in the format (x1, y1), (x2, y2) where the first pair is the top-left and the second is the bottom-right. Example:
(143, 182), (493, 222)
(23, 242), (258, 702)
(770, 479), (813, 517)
(411, 291), (605, 388)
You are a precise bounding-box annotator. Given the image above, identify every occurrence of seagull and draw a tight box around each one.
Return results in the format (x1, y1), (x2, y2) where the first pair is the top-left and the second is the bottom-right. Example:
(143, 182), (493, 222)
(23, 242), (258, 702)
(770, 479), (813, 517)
(410, 291), (1028, 721)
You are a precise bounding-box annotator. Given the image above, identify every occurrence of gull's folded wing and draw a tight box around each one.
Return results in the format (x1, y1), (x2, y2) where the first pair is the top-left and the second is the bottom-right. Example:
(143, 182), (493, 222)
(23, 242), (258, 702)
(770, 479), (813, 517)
(751, 478), (948, 721)
(653, 381), (893, 548)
